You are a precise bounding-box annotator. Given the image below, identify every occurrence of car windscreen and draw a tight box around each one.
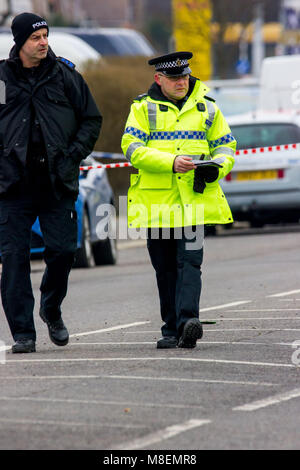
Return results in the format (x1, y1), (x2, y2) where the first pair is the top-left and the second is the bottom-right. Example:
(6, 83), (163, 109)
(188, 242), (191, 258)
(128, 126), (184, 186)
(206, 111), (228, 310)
(209, 87), (259, 116)
(231, 123), (300, 150)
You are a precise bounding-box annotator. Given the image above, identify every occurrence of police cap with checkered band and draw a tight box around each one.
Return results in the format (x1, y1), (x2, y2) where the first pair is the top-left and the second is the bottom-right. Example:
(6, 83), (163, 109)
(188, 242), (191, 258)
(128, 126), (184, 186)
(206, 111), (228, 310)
(148, 51), (193, 77)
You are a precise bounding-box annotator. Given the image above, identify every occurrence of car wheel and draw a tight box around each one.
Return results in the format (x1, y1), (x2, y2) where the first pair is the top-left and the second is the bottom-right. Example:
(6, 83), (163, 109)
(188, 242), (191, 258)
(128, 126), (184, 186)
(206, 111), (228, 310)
(92, 236), (117, 265)
(73, 209), (94, 268)
(250, 217), (265, 228)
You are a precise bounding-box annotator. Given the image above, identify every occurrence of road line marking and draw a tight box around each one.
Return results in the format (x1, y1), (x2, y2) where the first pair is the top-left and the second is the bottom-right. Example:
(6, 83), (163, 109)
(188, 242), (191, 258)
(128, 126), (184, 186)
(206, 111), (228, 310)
(0, 396), (205, 410)
(200, 301), (251, 312)
(69, 321), (151, 338)
(94, 374), (276, 387)
(125, 328), (300, 332)
(4, 356), (297, 368)
(0, 373), (276, 386)
(225, 309), (300, 312)
(0, 375), (275, 386)
(70, 341), (156, 345)
(112, 418), (211, 450)
(267, 289), (300, 298)
(0, 417), (144, 429)
(233, 387), (300, 411)
(201, 317), (300, 321)
(68, 340), (296, 347)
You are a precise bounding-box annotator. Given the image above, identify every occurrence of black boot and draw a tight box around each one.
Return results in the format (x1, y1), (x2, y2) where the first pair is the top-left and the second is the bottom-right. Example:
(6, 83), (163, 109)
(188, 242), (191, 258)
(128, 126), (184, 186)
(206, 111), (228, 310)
(178, 318), (203, 348)
(12, 339), (36, 353)
(39, 309), (69, 346)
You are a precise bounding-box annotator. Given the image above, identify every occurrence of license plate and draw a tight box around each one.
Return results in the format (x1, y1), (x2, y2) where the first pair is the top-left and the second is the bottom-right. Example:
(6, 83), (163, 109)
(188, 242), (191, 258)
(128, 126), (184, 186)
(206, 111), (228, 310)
(236, 169), (278, 181)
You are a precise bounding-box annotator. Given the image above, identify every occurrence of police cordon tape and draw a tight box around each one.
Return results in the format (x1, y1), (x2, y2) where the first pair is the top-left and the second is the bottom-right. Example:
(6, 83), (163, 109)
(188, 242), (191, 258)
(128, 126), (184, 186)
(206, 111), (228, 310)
(81, 142), (300, 171)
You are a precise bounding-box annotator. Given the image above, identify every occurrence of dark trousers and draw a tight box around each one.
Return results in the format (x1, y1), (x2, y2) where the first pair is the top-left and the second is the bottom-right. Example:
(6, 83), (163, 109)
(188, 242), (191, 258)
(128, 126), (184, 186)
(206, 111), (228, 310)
(0, 193), (77, 341)
(147, 227), (204, 338)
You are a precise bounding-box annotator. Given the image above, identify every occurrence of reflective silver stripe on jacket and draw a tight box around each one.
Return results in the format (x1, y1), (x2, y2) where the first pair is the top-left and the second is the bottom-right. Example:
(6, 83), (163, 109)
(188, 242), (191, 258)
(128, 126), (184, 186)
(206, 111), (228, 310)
(126, 142), (145, 162)
(211, 146), (235, 157)
(204, 99), (216, 130)
(147, 101), (157, 131)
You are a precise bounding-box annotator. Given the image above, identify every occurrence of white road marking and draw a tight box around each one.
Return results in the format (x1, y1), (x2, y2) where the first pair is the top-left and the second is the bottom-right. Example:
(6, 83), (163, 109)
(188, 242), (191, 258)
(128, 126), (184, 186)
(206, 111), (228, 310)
(0, 395), (205, 410)
(0, 375), (274, 386)
(69, 321), (151, 338)
(226, 309), (300, 312)
(200, 300), (251, 312)
(233, 388), (300, 411)
(0, 417), (144, 429)
(4, 356), (297, 368)
(267, 289), (300, 298)
(68, 340), (296, 347)
(112, 418), (211, 450)
(125, 328), (300, 332)
(201, 317), (300, 321)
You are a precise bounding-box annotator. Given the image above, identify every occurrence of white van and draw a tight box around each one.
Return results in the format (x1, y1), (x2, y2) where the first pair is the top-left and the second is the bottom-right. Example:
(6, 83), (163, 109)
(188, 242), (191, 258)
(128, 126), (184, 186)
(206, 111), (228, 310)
(258, 55), (300, 111)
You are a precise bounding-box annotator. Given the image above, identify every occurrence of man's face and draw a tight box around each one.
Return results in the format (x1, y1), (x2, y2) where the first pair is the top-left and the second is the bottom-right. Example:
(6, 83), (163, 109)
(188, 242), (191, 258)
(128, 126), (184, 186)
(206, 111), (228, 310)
(155, 72), (189, 102)
(20, 28), (48, 66)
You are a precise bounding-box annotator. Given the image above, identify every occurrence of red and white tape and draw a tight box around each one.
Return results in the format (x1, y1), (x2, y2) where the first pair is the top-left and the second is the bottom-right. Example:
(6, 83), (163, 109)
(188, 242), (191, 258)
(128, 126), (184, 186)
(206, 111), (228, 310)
(235, 142), (299, 156)
(80, 162), (132, 170)
(81, 142), (300, 171)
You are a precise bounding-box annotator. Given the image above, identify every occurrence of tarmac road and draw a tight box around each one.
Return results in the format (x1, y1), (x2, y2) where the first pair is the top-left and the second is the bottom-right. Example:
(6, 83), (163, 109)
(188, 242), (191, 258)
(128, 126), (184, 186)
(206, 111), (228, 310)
(0, 226), (300, 452)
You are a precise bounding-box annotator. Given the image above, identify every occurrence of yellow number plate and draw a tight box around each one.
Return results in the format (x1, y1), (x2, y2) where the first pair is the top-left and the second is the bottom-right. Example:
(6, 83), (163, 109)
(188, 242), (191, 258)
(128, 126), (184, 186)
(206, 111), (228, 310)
(236, 170), (277, 181)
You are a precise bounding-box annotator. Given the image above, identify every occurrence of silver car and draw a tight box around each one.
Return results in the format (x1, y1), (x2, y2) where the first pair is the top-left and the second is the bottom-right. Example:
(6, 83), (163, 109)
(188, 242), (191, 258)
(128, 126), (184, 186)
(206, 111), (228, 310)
(221, 112), (300, 227)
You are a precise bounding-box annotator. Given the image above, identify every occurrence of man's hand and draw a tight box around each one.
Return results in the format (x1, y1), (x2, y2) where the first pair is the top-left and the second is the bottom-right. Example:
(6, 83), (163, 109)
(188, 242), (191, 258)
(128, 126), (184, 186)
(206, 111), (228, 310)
(173, 156), (196, 173)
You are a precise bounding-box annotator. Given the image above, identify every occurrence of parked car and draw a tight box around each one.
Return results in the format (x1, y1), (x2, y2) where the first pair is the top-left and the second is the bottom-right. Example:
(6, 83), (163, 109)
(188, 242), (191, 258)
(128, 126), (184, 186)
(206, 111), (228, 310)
(221, 111), (300, 227)
(207, 78), (259, 117)
(0, 26), (156, 63)
(31, 155), (117, 267)
(0, 32), (102, 71)
(51, 27), (156, 57)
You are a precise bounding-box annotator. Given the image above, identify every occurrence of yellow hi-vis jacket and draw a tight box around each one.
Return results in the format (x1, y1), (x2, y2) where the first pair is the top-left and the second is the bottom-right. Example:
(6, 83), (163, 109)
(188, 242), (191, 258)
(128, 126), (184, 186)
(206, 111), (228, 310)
(121, 78), (236, 228)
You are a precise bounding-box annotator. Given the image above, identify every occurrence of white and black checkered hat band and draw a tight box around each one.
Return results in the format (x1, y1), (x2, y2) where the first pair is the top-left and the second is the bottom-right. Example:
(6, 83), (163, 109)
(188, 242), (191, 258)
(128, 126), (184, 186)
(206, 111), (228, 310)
(155, 58), (189, 70)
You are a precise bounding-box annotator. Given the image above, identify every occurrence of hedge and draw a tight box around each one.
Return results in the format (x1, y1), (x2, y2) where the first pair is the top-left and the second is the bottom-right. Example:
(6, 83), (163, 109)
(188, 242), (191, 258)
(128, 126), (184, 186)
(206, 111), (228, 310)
(82, 56), (154, 154)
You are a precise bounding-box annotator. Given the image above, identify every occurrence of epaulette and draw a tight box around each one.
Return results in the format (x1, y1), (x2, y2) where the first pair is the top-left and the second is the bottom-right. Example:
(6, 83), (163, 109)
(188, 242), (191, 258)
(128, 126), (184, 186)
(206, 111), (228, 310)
(57, 56), (76, 70)
(134, 93), (148, 101)
(204, 95), (215, 102)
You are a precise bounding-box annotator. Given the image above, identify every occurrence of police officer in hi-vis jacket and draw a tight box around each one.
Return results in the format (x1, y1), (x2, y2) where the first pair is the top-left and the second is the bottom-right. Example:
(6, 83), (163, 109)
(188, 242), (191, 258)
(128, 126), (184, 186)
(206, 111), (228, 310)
(121, 52), (236, 349)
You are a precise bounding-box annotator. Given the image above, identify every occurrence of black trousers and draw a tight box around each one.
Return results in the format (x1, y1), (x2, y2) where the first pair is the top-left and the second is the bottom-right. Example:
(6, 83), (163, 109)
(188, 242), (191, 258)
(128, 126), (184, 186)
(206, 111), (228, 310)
(0, 192), (77, 341)
(147, 227), (204, 338)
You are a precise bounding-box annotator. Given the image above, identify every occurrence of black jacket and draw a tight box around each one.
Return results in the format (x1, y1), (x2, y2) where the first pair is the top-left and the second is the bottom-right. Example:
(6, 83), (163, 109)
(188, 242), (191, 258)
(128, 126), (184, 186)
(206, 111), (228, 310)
(0, 46), (102, 198)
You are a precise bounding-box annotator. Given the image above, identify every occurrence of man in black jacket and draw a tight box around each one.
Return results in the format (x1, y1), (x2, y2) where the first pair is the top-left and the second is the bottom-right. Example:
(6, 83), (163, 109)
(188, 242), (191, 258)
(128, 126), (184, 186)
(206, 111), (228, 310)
(0, 13), (102, 353)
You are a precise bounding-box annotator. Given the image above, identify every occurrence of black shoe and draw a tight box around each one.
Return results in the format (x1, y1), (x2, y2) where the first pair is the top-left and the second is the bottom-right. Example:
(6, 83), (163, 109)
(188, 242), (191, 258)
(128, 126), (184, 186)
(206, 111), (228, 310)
(12, 339), (36, 354)
(39, 309), (69, 346)
(157, 336), (178, 349)
(178, 318), (203, 348)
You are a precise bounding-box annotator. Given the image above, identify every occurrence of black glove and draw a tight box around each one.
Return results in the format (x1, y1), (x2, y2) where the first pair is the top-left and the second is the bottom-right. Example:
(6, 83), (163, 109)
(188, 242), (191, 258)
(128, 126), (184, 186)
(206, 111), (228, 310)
(193, 165), (219, 193)
(202, 165), (219, 182)
(193, 166), (206, 193)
